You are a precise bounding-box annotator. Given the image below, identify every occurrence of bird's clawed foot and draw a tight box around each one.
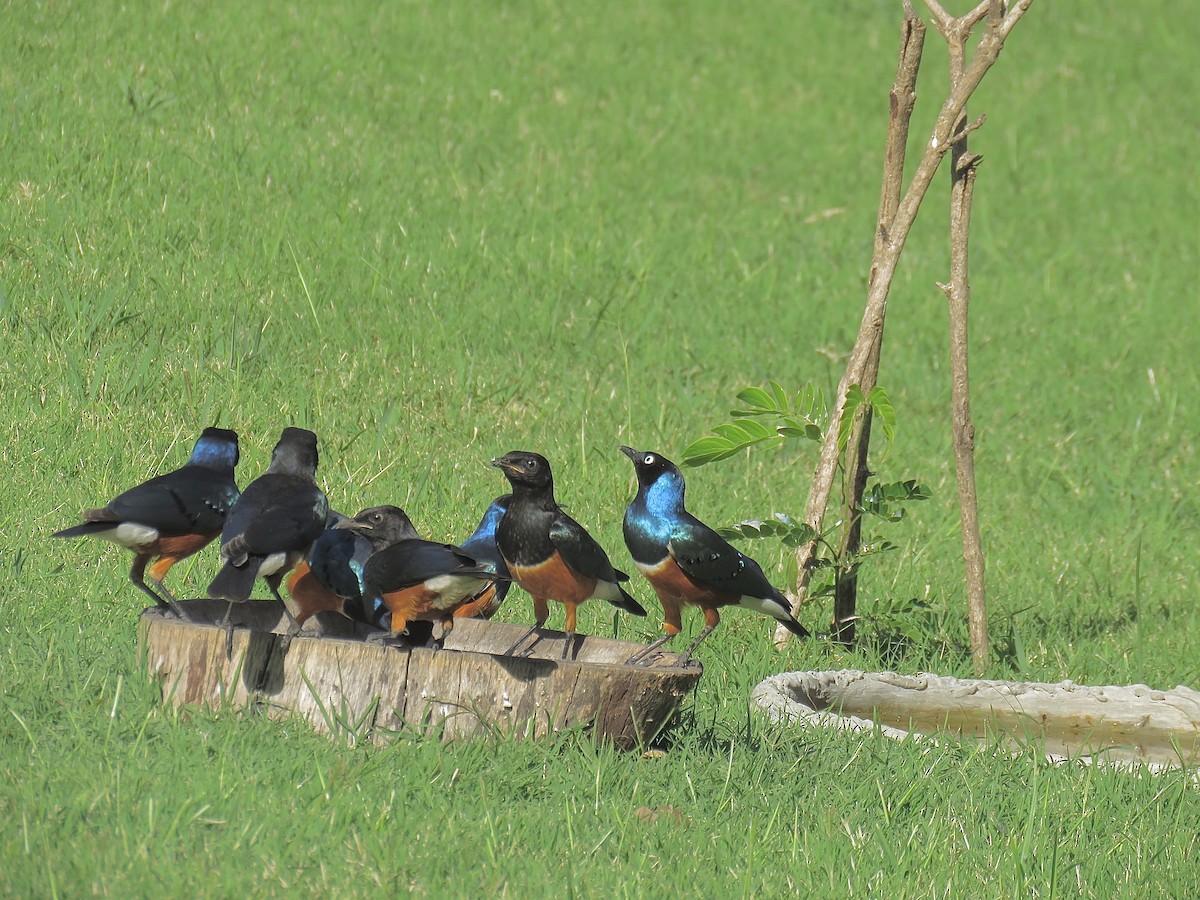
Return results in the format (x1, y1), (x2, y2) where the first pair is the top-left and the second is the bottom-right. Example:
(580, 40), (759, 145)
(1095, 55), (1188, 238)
(149, 578), (189, 621)
(364, 630), (413, 651)
(134, 576), (188, 620)
(626, 634), (673, 667)
(269, 592), (301, 634)
(559, 631), (580, 661)
(504, 626), (541, 658)
(157, 596), (189, 620)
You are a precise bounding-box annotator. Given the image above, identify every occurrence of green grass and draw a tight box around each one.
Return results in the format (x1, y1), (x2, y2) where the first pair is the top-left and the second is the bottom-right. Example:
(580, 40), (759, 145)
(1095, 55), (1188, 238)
(3, 0), (1199, 894)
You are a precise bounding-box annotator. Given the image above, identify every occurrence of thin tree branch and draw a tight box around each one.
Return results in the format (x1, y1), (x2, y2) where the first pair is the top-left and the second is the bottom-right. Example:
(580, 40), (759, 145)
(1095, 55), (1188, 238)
(830, 1), (925, 647)
(944, 114), (987, 146)
(776, 2), (925, 647)
(944, 153), (988, 673)
(778, 0), (1034, 647)
(940, 4), (990, 672)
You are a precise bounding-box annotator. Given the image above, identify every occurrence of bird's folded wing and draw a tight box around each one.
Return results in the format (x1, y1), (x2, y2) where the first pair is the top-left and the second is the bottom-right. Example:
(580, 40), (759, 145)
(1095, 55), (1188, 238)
(101, 472), (230, 533)
(667, 520), (751, 588)
(548, 515), (625, 582)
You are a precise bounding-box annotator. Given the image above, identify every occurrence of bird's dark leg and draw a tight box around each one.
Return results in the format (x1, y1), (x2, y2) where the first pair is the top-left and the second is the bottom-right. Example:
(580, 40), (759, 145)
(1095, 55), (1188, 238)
(677, 625), (715, 666)
(149, 581), (187, 620)
(147, 574), (189, 621)
(504, 625), (541, 657)
(560, 631), (578, 661)
(363, 607), (409, 647)
(130, 556), (182, 617)
(433, 617), (454, 651)
(628, 600), (684, 666)
(626, 632), (675, 666)
(266, 576), (299, 654)
(221, 601), (237, 660)
(560, 603), (579, 661)
(146, 555), (192, 620)
(506, 597), (550, 657)
(267, 576), (301, 636)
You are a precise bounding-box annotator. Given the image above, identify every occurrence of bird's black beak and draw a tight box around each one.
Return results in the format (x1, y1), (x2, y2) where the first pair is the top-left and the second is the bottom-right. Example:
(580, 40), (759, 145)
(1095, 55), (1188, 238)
(333, 518), (367, 533)
(619, 445), (641, 462)
(491, 456), (521, 475)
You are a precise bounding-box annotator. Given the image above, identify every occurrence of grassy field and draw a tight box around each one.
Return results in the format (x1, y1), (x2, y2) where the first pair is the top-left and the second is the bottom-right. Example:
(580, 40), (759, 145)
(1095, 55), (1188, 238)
(3, 0), (1199, 894)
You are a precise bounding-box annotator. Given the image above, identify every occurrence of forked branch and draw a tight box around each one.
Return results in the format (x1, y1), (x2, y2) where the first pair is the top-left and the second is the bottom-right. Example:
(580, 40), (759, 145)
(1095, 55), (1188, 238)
(776, 0), (1034, 649)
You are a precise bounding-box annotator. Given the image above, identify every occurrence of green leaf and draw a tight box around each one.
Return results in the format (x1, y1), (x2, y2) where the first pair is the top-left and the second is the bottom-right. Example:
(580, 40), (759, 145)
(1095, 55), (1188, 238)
(859, 479), (931, 521)
(838, 384), (866, 452)
(710, 423), (751, 443)
(780, 523), (817, 547)
(717, 521), (767, 541)
(769, 380), (789, 413)
(808, 579), (836, 599)
(735, 386), (778, 413)
(867, 385), (896, 450)
(709, 421), (778, 452)
(681, 436), (736, 467)
(738, 419), (776, 441)
(802, 384), (827, 420)
(778, 416), (823, 442)
(718, 515), (816, 548)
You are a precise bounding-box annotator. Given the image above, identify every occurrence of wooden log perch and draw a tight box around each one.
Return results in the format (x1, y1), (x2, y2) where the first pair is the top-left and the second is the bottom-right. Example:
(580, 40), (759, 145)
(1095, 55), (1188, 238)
(139, 601), (701, 750)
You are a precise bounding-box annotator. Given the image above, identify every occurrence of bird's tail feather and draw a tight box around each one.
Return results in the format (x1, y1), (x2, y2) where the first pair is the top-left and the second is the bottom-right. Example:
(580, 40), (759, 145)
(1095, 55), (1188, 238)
(610, 585), (647, 617)
(778, 614), (810, 638)
(207, 559), (261, 602)
(755, 592), (811, 638)
(769, 596), (810, 637)
(52, 522), (115, 539)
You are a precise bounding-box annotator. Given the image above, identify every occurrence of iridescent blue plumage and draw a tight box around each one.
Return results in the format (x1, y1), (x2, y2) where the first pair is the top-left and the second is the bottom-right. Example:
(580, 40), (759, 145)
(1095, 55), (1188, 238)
(456, 494), (512, 614)
(340, 513), (505, 645)
(620, 445), (810, 664)
(189, 430), (241, 473)
(289, 505), (420, 631)
(623, 464), (685, 563)
(308, 528), (371, 602)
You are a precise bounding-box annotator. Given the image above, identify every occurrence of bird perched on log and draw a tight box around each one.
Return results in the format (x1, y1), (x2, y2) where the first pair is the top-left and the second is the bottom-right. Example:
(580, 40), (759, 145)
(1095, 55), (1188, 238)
(287, 504), (421, 632)
(336, 510), (504, 647)
(491, 451), (646, 659)
(451, 494), (512, 621)
(207, 427), (328, 651)
(52, 427), (241, 619)
(619, 445), (810, 665)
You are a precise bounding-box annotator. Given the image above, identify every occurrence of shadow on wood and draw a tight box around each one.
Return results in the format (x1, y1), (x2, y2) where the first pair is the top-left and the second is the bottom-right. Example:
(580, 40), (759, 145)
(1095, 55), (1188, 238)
(138, 600), (701, 750)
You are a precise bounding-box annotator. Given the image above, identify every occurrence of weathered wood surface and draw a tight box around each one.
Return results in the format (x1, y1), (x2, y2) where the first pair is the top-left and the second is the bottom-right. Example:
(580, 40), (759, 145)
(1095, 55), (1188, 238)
(139, 600), (700, 749)
(753, 669), (1200, 770)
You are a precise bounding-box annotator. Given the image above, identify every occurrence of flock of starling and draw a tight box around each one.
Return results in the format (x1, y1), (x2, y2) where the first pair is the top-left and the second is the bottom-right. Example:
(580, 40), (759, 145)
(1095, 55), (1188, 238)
(54, 427), (810, 665)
